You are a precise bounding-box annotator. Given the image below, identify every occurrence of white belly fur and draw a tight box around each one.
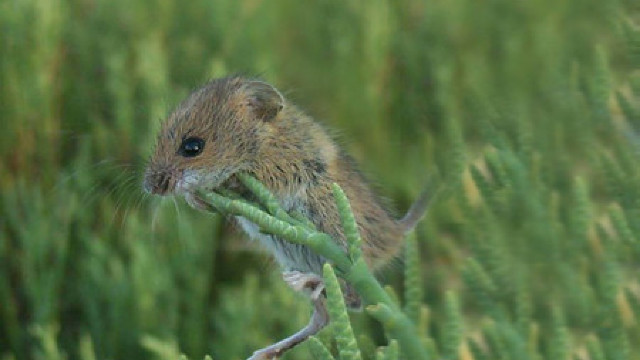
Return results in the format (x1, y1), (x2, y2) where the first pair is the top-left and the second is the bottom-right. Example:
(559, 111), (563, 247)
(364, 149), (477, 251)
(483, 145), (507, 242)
(237, 216), (326, 273)
(235, 187), (325, 273)
(235, 216), (296, 269)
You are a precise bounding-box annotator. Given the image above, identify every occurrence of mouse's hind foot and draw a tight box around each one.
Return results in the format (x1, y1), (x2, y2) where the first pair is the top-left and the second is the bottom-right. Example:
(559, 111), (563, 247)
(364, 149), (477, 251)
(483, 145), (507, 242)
(246, 296), (329, 360)
(282, 270), (325, 300)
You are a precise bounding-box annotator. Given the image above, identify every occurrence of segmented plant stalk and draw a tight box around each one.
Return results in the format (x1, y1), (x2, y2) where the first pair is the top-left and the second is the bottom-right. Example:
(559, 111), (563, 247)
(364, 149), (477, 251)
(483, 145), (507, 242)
(198, 176), (430, 360)
(307, 337), (336, 360)
(323, 263), (362, 360)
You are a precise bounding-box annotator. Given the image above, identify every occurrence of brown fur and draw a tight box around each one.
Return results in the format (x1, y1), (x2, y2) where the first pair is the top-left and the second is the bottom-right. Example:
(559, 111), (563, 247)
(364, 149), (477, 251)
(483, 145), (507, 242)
(144, 75), (423, 281)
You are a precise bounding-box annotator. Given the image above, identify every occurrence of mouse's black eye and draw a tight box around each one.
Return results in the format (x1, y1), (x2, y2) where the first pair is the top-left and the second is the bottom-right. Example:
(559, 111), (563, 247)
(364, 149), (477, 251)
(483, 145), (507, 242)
(179, 137), (205, 158)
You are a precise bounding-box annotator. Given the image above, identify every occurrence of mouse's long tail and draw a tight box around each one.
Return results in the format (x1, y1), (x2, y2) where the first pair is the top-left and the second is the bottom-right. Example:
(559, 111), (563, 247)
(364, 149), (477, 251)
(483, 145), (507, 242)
(398, 182), (435, 234)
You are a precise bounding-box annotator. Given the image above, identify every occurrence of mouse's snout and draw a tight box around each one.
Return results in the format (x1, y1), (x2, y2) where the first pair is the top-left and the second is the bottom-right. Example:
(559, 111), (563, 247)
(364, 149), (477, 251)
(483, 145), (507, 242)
(143, 168), (173, 195)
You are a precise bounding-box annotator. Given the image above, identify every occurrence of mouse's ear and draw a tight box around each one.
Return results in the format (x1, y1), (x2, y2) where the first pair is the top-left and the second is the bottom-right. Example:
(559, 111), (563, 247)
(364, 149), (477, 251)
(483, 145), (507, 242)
(244, 80), (285, 122)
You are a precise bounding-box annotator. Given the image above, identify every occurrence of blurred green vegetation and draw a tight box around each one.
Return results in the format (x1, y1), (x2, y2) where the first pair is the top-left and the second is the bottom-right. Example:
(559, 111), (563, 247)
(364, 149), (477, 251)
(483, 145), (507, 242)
(1, 0), (640, 359)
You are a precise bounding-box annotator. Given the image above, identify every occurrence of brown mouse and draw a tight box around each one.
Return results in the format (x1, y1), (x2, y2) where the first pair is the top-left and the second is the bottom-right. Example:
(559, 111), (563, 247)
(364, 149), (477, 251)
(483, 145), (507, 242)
(143, 76), (429, 360)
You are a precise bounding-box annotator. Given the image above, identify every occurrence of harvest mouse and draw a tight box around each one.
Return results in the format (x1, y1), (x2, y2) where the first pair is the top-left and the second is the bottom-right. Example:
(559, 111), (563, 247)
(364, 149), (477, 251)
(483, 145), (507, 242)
(143, 76), (429, 359)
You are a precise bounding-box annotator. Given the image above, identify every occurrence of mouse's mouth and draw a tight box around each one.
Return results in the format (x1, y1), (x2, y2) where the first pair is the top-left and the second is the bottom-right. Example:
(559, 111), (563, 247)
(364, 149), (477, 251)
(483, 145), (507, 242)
(175, 167), (241, 197)
(177, 169), (245, 212)
(174, 170), (200, 195)
(144, 167), (244, 214)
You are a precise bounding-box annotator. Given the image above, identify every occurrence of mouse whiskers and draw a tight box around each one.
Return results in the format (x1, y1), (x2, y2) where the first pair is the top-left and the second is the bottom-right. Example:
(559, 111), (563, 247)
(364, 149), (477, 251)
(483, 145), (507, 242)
(151, 197), (164, 239)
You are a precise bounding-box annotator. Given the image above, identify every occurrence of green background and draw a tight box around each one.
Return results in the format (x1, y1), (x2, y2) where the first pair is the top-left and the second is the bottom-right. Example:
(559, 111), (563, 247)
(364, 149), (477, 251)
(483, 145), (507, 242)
(1, 0), (640, 359)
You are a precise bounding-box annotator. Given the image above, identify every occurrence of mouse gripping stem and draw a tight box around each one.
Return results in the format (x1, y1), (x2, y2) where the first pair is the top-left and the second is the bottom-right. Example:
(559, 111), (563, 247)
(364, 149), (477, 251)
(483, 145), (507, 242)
(197, 175), (430, 360)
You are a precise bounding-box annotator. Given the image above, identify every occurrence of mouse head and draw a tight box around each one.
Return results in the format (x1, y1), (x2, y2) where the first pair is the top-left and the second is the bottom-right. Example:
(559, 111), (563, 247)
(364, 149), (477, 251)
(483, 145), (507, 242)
(143, 76), (284, 197)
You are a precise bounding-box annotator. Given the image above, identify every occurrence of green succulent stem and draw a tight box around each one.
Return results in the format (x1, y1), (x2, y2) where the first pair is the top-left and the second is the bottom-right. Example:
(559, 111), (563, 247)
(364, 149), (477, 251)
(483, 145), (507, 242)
(332, 184), (363, 262)
(201, 191), (352, 270)
(307, 337), (336, 360)
(366, 302), (427, 359)
(404, 233), (422, 322)
(324, 263), (362, 360)
(343, 259), (395, 307)
(344, 259), (428, 359)
(197, 176), (429, 360)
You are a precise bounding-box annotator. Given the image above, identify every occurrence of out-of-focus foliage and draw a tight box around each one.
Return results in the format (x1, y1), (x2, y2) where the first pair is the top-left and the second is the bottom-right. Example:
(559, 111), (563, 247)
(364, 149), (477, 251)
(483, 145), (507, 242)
(1, 0), (640, 359)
